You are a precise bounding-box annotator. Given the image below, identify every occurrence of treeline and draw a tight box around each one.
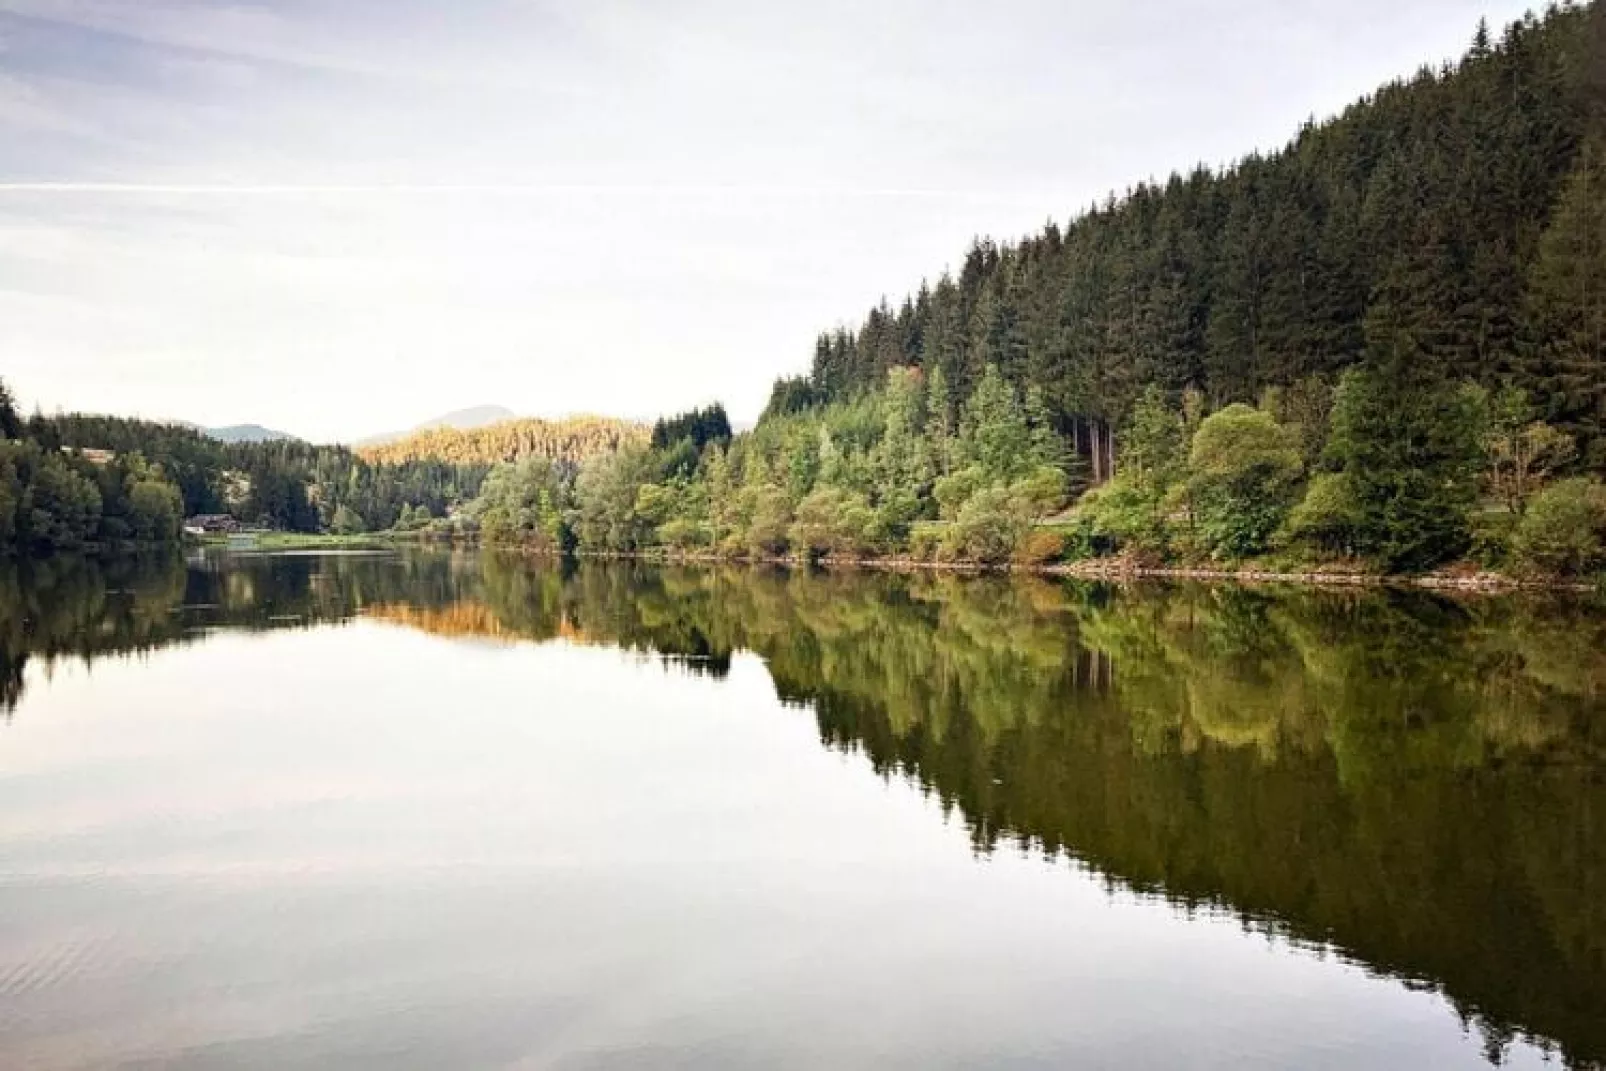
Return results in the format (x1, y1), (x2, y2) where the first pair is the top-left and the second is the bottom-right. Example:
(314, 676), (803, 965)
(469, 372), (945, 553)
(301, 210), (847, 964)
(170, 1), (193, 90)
(45, 411), (489, 535)
(0, 381), (185, 555)
(459, 365), (1067, 559)
(650, 404), (731, 452)
(356, 415), (648, 467)
(456, 361), (1606, 577)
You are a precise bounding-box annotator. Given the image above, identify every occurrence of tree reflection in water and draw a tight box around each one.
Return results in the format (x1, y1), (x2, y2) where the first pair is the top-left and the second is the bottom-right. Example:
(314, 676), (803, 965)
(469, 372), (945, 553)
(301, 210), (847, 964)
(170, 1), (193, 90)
(3, 549), (1602, 1067)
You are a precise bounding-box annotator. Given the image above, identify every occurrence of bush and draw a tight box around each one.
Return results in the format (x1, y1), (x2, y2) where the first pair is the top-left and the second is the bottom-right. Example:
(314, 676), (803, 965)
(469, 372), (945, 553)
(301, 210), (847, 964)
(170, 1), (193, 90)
(909, 521), (946, 561)
(1511, 478), (1606, 577)
(1282, 472), (1362, 556)
(1011, 465), (1070, 515)
(789, 487), (873, 559)
(1468, 509), (1517, 569)
(658, 517), (711, 550)
(745, 486), (792, 557)
(942, 487), (1027, 564)
(1073, 475), (1170, 556)
(933, 465), (987, 520)
(1014, 529), (1066, 566)
(1187, 404), (1302, 560)
(330, 504), (366, 535)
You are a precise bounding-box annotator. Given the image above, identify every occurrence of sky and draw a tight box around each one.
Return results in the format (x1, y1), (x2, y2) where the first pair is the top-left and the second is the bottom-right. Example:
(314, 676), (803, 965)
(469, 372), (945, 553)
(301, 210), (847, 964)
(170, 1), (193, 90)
(0, 0), (1540, 443)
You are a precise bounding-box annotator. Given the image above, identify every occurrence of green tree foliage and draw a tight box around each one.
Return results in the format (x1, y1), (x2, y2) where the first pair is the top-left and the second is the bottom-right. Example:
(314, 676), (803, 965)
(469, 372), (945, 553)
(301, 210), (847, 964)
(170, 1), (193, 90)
(472, 457), (570, 552)
(762, 375), (823, 419)
(1118, 385), (1186, 490)
(1283, 473), (1364, 557)
(0, 380), (21, 440)
(573, 447), (659, 553)
(125, 472), (184, 542)
(743, 484), (793, 557)
(1323, 364), (1488, 571)
(1072, 387), (1186, 556)
(1522, 138), (1606, 464)
(651, 404), (732, 453)
(330, 504), (366, 535)
(790, 487), (874, 559)
(1483, 387), (1578, 513)
(955, 365), (1035, 480)
(1186, 404), (1303, 558)
(1511, 476), (1606, 575)
(0, 378), (189, 556)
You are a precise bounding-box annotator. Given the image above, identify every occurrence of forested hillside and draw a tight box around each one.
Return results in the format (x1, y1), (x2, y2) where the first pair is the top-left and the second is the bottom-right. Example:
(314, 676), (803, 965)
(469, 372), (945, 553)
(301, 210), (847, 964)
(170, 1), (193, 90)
(46, 412), (488, 535)
(774, 3), (1604, 471)
(456, 4), (1606, 577)
(356, 416), (647, 467)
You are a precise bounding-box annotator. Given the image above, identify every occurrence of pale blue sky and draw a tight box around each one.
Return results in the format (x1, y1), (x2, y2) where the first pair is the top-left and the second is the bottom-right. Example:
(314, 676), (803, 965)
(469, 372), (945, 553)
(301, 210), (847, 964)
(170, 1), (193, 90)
(0, 0), (1537, 441)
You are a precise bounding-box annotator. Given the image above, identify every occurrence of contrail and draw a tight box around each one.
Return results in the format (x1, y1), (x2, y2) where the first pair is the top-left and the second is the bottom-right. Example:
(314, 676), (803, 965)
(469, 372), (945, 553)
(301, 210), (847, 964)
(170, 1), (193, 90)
(0, 182), (1044, 202)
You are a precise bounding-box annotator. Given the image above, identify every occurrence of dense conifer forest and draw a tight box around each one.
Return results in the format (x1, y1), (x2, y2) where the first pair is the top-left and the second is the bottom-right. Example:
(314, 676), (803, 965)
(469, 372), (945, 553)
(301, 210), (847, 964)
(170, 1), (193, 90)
(0, 382), (185, 554)
(785, 3), (1605, 464)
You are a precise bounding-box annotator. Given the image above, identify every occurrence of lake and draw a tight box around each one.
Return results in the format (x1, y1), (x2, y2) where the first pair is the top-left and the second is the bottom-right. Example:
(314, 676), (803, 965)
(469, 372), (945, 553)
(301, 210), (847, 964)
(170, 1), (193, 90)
(1, 550), (1602, 1069)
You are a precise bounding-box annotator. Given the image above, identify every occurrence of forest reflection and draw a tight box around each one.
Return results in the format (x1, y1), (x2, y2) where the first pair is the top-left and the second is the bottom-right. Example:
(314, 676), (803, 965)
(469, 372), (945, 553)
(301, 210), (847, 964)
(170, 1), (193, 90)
(2, 549), (1603, 1067)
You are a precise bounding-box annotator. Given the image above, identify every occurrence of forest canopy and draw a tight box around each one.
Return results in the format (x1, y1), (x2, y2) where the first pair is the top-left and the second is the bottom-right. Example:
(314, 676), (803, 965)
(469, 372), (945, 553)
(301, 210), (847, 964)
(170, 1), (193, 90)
(0, 381), (186, 555)
(356, 415), (648, 468)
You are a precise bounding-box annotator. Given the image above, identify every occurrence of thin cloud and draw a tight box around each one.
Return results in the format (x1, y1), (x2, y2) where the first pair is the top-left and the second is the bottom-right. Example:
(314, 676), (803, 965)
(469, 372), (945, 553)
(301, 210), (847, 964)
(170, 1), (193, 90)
(0, 182), (1055, 204)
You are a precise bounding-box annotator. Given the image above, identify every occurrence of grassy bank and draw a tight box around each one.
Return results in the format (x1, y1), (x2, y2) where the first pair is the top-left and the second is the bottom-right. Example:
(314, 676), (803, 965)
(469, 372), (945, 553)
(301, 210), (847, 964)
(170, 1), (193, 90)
(190, 532), (402, 551)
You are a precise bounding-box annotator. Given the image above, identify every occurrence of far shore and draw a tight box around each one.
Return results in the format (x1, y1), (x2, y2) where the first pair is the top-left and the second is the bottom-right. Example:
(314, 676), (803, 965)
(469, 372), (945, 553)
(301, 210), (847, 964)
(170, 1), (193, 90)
(479, 542), (1605, 594)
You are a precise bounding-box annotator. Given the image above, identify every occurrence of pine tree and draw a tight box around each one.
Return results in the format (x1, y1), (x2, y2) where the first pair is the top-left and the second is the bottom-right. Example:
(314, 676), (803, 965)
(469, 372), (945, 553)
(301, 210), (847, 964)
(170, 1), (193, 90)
(0, 379), (20, 440)
(924, 364), (955, 476)
(1522, 139), (1606, 464)
(957, 366), (1033, 481)
(1324, 349), (1487, 570)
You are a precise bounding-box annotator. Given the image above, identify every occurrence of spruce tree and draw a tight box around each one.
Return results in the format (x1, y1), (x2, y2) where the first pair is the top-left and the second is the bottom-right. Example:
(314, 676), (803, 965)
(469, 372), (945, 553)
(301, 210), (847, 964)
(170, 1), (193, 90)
(1522, 140), (1606, 464)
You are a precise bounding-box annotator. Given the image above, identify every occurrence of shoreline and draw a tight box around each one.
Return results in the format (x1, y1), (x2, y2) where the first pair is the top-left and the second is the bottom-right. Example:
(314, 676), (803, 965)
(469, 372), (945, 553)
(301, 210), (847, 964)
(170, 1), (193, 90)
(482, 544), (1601, 594)
(188, 531), (1599, 593)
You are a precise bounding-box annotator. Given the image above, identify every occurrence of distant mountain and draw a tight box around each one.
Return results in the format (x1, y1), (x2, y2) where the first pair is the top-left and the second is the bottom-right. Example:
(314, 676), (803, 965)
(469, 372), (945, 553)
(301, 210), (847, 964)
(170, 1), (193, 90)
(203, 423), (298, 444)
(356, 405), (516, 447)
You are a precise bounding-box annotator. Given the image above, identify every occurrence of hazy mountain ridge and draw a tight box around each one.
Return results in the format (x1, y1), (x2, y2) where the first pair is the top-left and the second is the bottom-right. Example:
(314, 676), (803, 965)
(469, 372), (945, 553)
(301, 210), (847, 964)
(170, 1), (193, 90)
(356, 405), (517, 447)
(204, 423), (299, 444)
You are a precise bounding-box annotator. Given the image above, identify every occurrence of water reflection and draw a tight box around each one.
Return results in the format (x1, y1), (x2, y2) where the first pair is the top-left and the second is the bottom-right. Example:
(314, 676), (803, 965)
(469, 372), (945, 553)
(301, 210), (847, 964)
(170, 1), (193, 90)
(2, 550), (1603, 1066)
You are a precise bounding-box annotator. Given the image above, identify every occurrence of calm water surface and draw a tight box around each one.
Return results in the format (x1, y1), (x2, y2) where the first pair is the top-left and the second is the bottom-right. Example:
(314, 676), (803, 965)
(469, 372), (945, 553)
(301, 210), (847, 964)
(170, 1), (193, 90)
(1, 550), (1602, 1069)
